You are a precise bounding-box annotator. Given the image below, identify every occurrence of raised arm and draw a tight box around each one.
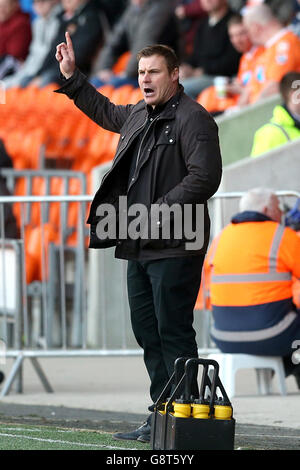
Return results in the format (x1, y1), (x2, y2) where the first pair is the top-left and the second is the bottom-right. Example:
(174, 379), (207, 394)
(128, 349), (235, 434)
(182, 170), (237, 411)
(54, 32), (134, 133)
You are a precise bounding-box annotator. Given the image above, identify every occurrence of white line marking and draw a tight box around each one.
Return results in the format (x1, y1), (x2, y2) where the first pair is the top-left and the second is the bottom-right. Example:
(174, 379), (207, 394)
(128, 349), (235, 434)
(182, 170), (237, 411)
(236, 433), (298, 439)
(0, 432), (140, 450)
(1, 427), (77, 434)
(2, 427), (43, 433)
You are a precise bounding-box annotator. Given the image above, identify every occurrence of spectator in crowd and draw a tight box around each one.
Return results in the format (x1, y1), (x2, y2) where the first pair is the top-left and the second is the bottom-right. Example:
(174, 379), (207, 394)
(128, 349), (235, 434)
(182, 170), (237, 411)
(3, 0), (62, 88)
(31, 0), (104, 87)
(0, 0), (32, 79)
(243, 0), (296, 24)
(95, 0), (128, 28)
(90, 0), (180, 89)
(197, 13), (264, 114)
(180, 0), (241, 99)
(204, 187), (300, 388)
(239, 3), (300, 105)
(175, 0), (206, 57)
(251, 72), (300, 156)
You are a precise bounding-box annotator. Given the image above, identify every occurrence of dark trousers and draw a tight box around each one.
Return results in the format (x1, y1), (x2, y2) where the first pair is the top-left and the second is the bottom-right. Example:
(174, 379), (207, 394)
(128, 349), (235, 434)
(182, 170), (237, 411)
(127, 255), (204, 406)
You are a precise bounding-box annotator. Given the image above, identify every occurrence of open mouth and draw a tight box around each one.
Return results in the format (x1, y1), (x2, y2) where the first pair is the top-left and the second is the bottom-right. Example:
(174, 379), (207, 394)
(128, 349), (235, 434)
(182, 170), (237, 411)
(144, 88), (155, 97)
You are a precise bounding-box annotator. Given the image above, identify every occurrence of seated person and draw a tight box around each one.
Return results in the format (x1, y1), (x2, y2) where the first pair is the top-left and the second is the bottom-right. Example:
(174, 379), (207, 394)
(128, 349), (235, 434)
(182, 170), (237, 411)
(175, 0), (206, 57)
(0, 0), (32, 79)
(31, 0), (104, 87)
(90, 0), (180, 89)
(239, 3), (300, 105)
(204, 188), (300, 388)
(251, 72), (300, 156)
(197, 13), (264, 114)
(94, 0), (127, 28)
(3, 0), (62, 88)
(180, 0), (241, 99)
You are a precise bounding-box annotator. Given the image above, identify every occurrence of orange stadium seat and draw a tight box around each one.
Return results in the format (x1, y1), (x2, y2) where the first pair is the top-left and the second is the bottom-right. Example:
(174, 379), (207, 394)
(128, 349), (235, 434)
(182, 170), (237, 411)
(112, 51), (131, 74)
(129, 88), (143, 104)
(97, 84), (114, 99)
(110, 84), (134, 104)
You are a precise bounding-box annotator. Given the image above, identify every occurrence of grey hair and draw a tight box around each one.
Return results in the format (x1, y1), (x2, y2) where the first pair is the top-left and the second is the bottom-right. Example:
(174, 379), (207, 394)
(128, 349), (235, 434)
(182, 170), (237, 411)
(239, 188), (276, 213)
(243, 3), (275, 26)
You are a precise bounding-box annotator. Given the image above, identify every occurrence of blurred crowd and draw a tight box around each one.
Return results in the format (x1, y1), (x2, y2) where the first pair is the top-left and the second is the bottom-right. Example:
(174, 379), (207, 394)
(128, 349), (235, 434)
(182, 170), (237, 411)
(1, 0), (300, 103)
(2, 0), (300, 165)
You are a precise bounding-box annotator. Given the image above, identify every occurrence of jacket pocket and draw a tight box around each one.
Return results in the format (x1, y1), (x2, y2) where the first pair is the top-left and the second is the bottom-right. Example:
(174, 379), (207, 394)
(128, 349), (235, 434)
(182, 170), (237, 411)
(155, 126), (176, 147)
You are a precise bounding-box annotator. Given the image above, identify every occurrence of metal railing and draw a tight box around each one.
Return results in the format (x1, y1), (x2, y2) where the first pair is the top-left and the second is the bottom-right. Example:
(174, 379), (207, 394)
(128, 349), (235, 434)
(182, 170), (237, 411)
(0, 189), (298, 396)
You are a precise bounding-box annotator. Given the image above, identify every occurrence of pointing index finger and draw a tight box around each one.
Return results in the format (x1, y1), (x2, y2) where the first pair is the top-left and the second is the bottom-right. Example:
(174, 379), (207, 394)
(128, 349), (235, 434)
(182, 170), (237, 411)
(65, 31), (74, 57)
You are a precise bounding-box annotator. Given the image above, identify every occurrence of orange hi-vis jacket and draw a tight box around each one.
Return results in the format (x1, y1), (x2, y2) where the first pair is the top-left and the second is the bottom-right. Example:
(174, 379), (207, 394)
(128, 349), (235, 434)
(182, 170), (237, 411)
(248, 28), (300, 103)
(210, 221), (300, 306)
(205, 215), (300, 344)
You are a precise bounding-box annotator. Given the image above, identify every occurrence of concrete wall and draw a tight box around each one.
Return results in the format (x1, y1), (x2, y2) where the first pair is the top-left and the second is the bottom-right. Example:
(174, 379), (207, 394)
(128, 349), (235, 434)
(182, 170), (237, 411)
(216, 94), (280, 166)
(216, 138), (300, 227)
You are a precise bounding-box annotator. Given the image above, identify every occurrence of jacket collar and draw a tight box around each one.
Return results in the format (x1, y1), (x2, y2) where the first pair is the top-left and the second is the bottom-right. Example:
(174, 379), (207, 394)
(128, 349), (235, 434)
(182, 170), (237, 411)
(144, 84), (184, 120)
(231, 211), (272, 224)
(271, 104), (300, 127)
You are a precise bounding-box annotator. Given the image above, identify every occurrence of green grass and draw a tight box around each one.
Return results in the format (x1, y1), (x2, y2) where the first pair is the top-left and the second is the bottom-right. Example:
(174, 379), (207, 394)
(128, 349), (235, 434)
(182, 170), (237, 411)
(0, 422), (151, 451)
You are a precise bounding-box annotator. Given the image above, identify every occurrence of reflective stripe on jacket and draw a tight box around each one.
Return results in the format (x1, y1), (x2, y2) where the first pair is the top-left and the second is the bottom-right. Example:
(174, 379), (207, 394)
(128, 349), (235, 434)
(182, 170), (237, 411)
(205, 216), (300, 341)
(210, 220), (300, 306)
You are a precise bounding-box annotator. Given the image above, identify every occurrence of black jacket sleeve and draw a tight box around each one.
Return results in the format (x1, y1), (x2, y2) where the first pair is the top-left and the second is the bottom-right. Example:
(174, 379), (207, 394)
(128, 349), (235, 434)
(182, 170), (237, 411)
(54, 68), (133, 133)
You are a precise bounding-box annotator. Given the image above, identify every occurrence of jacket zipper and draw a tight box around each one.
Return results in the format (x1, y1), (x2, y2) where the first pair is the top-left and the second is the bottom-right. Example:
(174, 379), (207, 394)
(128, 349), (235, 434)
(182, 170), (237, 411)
(134, 115), (160, 171)
(100, 117), (148, 187)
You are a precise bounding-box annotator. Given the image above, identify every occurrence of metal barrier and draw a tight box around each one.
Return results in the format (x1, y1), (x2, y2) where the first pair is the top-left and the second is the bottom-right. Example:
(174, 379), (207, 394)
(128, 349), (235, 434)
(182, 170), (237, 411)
(0, 189), (298, 396)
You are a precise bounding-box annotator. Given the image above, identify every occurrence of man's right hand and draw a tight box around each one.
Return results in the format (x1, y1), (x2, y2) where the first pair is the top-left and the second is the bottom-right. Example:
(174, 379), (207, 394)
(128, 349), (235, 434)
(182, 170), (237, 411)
(55, 31), (76, 79)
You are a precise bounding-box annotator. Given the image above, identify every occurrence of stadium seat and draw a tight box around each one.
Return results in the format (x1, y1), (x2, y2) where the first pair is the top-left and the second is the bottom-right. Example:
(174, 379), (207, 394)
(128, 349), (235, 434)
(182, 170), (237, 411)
(112, 51), (131, 74)
(207, 352), (287, 398)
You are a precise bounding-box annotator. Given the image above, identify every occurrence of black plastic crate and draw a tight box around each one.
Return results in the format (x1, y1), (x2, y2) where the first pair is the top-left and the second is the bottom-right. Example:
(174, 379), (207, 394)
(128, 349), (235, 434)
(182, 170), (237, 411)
(150, 357), (235, 450)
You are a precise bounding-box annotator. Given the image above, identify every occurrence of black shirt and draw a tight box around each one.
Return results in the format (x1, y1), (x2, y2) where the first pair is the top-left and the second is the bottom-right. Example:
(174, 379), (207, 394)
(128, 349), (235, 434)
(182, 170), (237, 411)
(115, 95), (180, 260)
(187, 9), (241, 77)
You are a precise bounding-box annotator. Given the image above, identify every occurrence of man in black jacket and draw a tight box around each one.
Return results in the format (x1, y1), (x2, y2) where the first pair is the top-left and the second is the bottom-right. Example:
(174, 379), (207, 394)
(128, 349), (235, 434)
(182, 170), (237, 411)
(55, 33), (222, 442)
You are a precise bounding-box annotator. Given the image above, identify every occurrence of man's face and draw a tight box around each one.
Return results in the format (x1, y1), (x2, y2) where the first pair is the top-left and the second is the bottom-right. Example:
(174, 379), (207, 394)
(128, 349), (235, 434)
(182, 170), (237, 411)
(33, 0), (56, 18)
(138, 54), (179, 108)
(228, 22), (252, 53)
(200, 0), (227, 13)
(287, 86), (300, 116)
(62, 0), (83, 13)
(243, 19), (263, 46)
(0, 0), (18, 22)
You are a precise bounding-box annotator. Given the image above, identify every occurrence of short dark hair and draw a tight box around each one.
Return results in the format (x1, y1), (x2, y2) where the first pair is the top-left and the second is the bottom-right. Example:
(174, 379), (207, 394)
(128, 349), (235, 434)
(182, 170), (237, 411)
(136, 44), (179, 74)
(227, 13), (243, 29)
(279, 71), (300, 103)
